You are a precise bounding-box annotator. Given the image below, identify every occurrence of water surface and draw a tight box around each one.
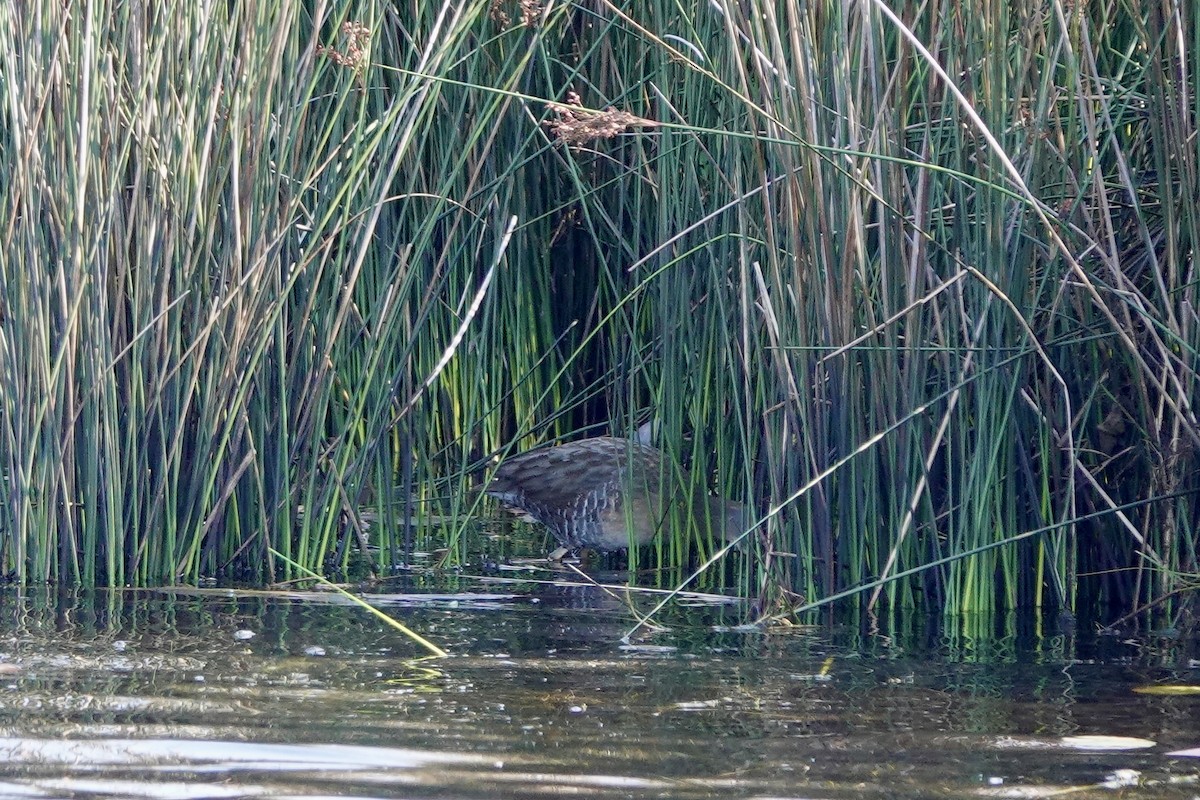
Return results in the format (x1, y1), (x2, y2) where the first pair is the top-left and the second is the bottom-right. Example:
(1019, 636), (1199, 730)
(0, 580), (1196, 799)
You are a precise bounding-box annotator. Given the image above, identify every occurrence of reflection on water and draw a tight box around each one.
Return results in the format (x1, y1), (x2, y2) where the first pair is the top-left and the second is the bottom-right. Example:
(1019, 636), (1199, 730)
(0, 586), (1195, 799)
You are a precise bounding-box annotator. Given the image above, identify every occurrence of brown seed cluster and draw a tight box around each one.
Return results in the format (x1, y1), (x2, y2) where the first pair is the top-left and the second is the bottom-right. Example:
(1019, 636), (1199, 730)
(490, 0), (544, 27)
(318, 21), (370, 69)
(542, 91), (658, 147)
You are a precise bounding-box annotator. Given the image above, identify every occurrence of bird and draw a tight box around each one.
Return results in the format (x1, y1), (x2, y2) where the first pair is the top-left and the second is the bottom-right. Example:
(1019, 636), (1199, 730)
(486, 435), (745, 552)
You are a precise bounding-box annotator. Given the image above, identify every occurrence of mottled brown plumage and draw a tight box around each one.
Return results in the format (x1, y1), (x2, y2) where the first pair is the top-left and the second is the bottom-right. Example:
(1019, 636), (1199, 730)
(487, 437), (744, 551)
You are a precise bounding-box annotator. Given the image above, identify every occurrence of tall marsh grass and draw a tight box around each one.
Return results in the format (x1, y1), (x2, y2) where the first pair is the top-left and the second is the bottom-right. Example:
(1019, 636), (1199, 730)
(0, 2), (531, 584)
(0, 1), (1195, 623)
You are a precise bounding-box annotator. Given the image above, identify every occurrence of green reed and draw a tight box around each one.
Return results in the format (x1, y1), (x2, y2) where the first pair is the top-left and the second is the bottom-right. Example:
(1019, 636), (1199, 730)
(0, 1), (543, 583)
(513, 0), (1197, 619)
(0, 0), (1195, 624)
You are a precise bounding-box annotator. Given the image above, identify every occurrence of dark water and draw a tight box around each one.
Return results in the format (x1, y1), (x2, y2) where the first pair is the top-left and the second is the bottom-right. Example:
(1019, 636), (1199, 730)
(0, 576), (1197, 799)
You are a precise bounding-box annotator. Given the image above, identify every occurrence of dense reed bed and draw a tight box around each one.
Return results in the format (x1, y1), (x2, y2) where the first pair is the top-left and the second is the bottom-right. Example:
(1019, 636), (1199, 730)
(0, 1), (1195, 623)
